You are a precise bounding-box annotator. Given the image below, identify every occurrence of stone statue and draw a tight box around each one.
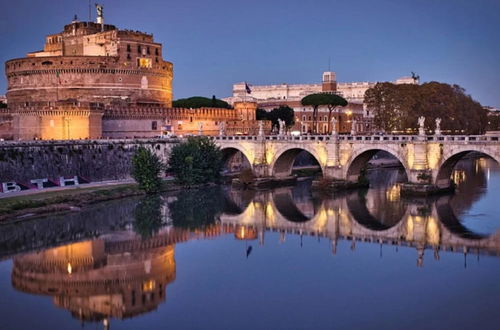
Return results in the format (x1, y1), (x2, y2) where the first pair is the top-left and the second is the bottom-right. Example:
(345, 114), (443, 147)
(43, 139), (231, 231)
(278, 119), (285, 136)
(198, 122), (204, 135)
(435, 118), (442, 135)
(418, 116), (425, 136)
(258, 121), (264, 137)
(331, 117), (337, 136)
(96, 4), (103, 18)
(95, 3), (104, 17)
(351, 119), (357, 135)
(219, 121), (225, 136)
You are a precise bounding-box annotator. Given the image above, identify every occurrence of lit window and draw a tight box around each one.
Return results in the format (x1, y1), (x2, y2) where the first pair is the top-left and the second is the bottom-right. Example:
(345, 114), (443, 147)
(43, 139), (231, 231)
(137, 58), (152, 68)
(152, 121), (158, 130)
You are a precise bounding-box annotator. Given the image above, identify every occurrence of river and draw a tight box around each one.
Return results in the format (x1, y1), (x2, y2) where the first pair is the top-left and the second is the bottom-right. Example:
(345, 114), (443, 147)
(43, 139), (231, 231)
(0, 157), (499, 330)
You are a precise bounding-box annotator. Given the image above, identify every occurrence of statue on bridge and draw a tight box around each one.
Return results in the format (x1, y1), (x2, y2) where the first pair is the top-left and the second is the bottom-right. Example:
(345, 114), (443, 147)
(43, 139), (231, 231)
(198, 122), (204, 136)
(331, 117), (338, 136)
(278, 119), (285, 136)
(418, 116), (426, 136)
(351, 119), (357, 136)
(435, 118), (442, 136)
(219, 121), (226, 136)
(258, 121), (265, 137)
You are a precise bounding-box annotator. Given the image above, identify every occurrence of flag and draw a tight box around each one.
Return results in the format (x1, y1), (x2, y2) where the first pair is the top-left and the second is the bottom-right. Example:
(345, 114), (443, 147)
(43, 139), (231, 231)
(245, 82), (251, 94)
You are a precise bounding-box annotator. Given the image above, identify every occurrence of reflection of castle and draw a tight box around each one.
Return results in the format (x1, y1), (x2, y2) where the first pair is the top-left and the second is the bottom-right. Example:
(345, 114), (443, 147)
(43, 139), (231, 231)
(12, 234), (176, 326)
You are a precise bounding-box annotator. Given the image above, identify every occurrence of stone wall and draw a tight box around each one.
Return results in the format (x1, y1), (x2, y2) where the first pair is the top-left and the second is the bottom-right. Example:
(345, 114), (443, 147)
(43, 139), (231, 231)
(0, 139), (177, 184)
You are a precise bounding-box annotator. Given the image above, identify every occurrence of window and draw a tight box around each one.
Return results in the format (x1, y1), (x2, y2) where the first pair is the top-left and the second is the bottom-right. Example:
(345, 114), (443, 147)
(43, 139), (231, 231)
(137, 45), (142, 53)
(152, 121), (158, 130)
(302, 115), (306, 121)
(137, 58), (152, 68)
(155, 48), (159, 56)
(308, 116), (311, 121)
(147, 46), (150, 55)
(127, 44), (131, 52)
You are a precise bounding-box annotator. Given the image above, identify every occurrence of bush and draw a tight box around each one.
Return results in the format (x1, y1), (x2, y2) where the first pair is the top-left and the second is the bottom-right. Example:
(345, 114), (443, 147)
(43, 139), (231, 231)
(168, 136), (223, 185)
(131, 147), (163, 193)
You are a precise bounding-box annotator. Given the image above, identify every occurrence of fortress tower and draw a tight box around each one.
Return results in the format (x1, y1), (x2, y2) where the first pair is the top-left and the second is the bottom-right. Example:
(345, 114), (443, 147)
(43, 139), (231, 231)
(5, 6), (173, 140)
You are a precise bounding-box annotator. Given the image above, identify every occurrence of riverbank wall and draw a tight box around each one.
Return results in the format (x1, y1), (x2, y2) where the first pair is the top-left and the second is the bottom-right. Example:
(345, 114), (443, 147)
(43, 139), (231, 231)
(0, 139), (177, 185)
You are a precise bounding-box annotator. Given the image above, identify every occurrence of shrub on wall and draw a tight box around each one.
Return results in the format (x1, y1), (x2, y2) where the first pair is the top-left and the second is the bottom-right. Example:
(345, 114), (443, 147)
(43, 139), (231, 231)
(131, 146), (163, 193)
(168, 136), (223, 186)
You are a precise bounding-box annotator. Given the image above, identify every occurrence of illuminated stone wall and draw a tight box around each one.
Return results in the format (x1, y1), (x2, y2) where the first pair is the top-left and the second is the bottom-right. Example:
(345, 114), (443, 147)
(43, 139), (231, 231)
(0, 139), (175, 183)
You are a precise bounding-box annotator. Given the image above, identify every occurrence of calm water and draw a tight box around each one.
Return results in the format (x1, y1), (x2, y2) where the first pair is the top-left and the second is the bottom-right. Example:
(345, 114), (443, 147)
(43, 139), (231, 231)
(1, 158), (500, 330)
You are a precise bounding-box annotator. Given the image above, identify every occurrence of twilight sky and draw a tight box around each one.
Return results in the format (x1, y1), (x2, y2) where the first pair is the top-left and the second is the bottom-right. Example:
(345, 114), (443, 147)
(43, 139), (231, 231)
(0, 0), (499, 106)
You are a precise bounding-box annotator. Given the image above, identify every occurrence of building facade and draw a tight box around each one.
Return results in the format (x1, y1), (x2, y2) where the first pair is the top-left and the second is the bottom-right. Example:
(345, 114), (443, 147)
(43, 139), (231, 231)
(224, 72), (418, 134)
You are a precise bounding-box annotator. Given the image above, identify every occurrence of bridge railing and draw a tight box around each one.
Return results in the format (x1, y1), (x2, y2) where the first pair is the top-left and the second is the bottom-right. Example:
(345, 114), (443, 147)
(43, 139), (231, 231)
(212, 134), (500, 143)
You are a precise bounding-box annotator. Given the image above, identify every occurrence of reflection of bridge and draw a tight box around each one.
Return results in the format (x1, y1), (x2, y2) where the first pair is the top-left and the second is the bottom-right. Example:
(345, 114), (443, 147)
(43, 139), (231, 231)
(219, 188), (500, 266)
(215, 134), (500, 190)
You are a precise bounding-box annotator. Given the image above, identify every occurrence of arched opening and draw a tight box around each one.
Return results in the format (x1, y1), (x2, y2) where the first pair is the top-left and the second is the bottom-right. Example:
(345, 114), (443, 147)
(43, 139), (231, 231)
(272, 184), (322, 223)
(346, 189), (407, 230)
(436, 151), (499, 189)
(346, 150), (408, 186)
(221, 148), (252, 175)
(272, 149), (322, 178)
(436, 154), (500, 237)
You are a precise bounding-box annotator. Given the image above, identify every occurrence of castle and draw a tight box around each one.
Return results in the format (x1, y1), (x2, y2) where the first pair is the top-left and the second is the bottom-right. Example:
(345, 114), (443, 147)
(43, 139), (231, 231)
(2, 7), (262, 140)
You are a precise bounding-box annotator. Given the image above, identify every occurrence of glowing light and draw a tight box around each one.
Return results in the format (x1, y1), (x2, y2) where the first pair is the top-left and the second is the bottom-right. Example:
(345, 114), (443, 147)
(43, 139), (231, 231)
(67, 262), (72, 275)
(386, 185), (400, 202)
(451, 170), (466, 185)
(142, 280), (156, 292)
(426, 216), (440, 246)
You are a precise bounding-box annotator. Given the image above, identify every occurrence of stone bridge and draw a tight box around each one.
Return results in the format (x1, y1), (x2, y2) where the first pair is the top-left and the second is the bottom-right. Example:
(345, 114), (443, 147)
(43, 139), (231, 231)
(214, 134), (500, 191)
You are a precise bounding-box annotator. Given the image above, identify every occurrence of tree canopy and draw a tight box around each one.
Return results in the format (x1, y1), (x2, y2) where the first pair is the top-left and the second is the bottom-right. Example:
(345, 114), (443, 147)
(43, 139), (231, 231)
(172, 96), (231, 109)
(168, 136), (223, 186)
(257, 105), (295, 129)
(364, 82), (488, 134)
(131, 147), (163, 194)
(301, 93), (348, 133)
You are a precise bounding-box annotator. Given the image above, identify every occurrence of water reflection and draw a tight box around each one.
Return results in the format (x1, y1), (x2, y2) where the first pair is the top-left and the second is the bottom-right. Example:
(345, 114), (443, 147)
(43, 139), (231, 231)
(12, 235), (176, 325)
(3, 157), (500, 328)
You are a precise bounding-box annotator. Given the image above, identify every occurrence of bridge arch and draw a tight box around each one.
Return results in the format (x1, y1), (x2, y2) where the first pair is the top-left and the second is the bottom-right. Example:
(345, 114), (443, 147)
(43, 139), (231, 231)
(344, 147), (409, 182)
(270, 147), (324, 178)
(435, 148), (500, 188)
(220, 147), (253, 174)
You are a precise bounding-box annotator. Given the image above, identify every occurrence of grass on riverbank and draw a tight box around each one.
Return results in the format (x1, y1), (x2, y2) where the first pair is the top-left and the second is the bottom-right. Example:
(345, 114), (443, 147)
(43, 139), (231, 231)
(0, 182), (179, 223)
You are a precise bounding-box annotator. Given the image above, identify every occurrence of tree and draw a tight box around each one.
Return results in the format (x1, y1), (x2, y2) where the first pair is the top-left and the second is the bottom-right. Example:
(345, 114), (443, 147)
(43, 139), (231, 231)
(301, 93), (346, 134)
(131, 147), (163, 193)
(168, 136), (223, 185)
(256, 108), (268, 120)
(173, 96), (231, 109)
(267, 105), (295, 130)
(325, 94), (348, 133)
(364, 82), (488, 134)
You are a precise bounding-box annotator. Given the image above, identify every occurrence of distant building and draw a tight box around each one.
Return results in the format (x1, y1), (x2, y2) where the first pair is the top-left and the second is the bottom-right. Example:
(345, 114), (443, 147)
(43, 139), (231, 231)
(224, 72), (418, 134)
